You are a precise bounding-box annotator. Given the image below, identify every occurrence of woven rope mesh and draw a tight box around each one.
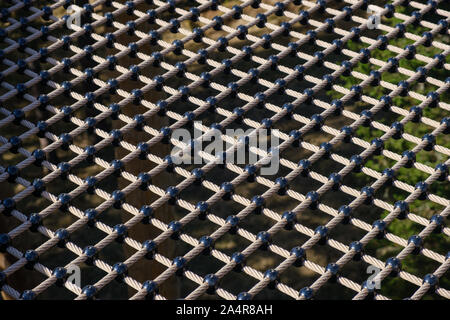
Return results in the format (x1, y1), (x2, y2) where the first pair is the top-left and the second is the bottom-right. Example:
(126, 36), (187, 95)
(0, 0), (448, 300)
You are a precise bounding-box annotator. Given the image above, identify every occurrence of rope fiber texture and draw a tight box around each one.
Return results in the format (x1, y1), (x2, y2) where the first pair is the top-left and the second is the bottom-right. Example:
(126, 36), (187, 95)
(0, 0), (448, 300)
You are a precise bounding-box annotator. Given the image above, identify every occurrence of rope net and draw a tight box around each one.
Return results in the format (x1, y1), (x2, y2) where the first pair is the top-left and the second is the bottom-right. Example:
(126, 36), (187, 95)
(0, 0), (448, 300)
